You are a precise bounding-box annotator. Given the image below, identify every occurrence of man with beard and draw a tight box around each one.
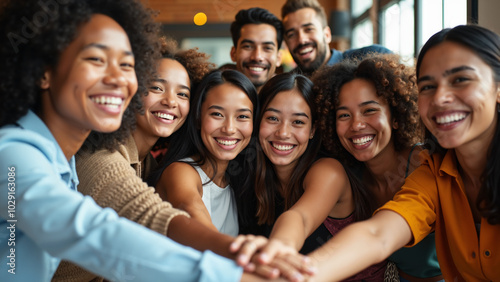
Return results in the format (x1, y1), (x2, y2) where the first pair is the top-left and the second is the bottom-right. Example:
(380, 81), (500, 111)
(230, 7), (283, 93)
(282, 0), (391, 76)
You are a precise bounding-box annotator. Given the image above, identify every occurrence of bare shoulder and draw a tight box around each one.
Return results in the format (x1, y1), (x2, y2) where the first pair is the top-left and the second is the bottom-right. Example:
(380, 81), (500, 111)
(304, 157), (349, 187)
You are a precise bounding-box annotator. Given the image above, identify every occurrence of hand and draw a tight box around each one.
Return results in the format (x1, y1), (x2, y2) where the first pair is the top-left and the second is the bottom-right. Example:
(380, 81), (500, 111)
(230, 236), (316, 281)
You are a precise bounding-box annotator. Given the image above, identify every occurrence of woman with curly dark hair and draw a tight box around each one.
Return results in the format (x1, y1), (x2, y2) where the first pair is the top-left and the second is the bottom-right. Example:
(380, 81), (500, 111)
(0, 1), (251, 281)
(312, 54), (443, 281)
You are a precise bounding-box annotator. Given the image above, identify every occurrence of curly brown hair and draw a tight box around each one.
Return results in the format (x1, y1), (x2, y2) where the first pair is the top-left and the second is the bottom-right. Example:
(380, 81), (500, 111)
(0, 0), (161, 153)
(312, 53), (423, 164)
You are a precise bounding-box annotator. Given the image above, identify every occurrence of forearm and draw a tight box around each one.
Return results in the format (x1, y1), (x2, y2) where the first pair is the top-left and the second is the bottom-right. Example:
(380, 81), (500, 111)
(308, 211), (411, 281)
(168, 214), (236, 259)
(269, 210), (307, 250)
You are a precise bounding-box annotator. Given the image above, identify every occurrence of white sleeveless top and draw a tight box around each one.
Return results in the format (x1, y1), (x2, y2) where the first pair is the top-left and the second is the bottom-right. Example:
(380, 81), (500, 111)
(181, 158), (239, 236)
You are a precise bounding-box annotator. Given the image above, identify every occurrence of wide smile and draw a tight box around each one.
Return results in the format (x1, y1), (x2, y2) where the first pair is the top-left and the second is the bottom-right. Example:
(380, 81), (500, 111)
(294, 44), (315, 60)
(152, 111), (177, 123)
(269, 141), (296, 155)
(433, 111), (468, 130)
(215, 138), (240, 150)
(244, 64), (269, 76)
(90, 95), (125, 114)
(350, 135), (374, 149)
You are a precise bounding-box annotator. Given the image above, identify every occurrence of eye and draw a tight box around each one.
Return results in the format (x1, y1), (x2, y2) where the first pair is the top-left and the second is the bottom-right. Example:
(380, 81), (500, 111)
(337, 113), (350, 119)
(292, 120), (306, 125)
(364, 108), (378, 114)
(453, 77), (469, 84)
(285, 31), (295, 39)
(149, 85), (163, 93)
(210, 112), (223, 117)
(264, 46), (275, 52)
(85, 57), (104, 63)
(238, 114), (251, 119)
(120, 62), (135, 69)
(241, 44), (252, 50)
(178, 92), (190, 99)
(418, 84), (435, 93)
(266, 116), (279, 122)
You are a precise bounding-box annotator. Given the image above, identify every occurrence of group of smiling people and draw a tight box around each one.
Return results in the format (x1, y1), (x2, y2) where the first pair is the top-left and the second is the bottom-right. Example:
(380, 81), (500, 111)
(1, 0), (499, 281)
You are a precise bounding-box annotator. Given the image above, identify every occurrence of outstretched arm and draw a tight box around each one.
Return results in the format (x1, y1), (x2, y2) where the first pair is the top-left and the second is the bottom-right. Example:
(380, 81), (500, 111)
(156, 161), (218, 232)
(309, 210), (412, 281)
(268, 158), (352, 250)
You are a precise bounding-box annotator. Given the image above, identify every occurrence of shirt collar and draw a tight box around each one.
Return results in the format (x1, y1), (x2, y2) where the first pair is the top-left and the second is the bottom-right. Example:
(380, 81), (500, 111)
(17, 111), (79, 190)
(438, 150), (459, 178)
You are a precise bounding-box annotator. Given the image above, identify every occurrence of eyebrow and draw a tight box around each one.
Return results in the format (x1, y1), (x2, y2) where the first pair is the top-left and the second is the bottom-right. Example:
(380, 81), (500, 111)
(265, 107), (310, 119)
(285, 23), (314, 35)
(336, 100), (380, 111)
(151, 78), (190, 91)
(417, 65), (475, 84)
(240, 39), (276, 46)
(82, 43), (134, 56)
(209, 105), (253, 114)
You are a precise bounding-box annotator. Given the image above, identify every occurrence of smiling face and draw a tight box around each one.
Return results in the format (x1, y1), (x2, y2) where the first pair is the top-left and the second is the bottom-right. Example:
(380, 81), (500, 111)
(259, 89), (314, 172)
(417, 41), (500, 150)
(135, 58), (190, 141)
(230, 23), (282, 90)
(282, 8), (331, 73)
(335, 79), (394, 162)
(200, 83), (254, 165)
(40, 14), (137, 134)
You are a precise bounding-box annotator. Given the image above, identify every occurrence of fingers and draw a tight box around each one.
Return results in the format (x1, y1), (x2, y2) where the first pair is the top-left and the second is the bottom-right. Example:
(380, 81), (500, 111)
(267, 255), (316, 282)
(231, 235), (268, 266)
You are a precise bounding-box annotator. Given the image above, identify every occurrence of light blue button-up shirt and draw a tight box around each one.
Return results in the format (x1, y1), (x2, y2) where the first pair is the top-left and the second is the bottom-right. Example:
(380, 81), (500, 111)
(0, 111), (242, 281)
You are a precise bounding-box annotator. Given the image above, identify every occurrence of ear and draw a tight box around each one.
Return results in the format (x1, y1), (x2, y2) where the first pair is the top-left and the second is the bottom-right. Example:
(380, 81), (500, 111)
(230, 46), (237, 62)
(392, 118), (399, 130)
(39, 70), (51, 90)
(323, 26), (332, 44)
(310, 124), (316, 139)
(496, 84), (500, 103)
(276, 49), (283, 67)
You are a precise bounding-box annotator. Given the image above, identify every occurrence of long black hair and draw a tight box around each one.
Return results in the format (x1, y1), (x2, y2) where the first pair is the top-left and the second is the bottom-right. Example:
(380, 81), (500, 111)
(416, 25), (500, 225)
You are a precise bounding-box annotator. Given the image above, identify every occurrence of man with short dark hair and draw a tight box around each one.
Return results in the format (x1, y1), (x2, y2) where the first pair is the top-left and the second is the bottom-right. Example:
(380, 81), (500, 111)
(282, 0), (391, 76)
(230, 7), (283, 92)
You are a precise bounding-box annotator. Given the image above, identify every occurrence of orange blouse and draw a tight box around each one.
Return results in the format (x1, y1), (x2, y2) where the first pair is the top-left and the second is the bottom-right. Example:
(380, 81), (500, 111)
(378, 150), (500, 282)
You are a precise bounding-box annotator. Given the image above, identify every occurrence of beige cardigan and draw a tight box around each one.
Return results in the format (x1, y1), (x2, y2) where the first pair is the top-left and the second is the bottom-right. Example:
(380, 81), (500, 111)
(52, 136), (189, 282)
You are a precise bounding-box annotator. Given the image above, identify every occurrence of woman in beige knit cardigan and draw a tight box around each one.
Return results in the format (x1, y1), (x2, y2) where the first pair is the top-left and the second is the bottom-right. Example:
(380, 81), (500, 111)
(52, 38), (311, 282)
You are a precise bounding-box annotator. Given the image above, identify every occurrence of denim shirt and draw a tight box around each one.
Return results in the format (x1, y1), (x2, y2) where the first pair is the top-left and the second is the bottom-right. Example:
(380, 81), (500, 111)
(0, 111), (242, 282)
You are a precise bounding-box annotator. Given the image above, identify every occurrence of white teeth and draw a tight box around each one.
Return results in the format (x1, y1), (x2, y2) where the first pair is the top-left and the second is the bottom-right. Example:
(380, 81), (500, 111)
(436, 113), (466, 124)
(216, 139), (237, 146)
(249, 67), (264, 72)
(153, 112), (175, 120)
(272, 143), (294, 151)
(91, 96), (123, 107)
(352, 136), (374, 145)
(299, 47), (313, 55)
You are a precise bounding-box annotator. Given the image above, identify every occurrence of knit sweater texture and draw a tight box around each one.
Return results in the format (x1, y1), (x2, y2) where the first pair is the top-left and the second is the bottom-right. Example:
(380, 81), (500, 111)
(52, 136), (189, 282)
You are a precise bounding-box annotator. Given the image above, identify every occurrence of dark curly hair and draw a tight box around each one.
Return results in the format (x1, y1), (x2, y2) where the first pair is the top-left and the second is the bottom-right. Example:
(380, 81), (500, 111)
(313, 53), (423, 165)
(151, 37), (215, 152)
(0, 0), (160, 152)
(230, 7), (283, 49)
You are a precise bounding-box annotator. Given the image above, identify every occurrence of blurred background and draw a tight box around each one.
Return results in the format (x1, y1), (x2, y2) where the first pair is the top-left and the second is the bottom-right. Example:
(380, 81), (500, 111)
(141, 0), (499, 68)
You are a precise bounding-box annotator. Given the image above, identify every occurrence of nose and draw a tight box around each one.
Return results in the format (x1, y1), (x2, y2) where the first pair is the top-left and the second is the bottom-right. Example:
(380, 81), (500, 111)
(297, 29), (308, 45)
(103, 63), (127, 87)
(432, 85), (454, 106)
(251, 46), (264, 62)
(276, 122), (291, 139)
(161, 91), (178, 108)
(351, 115), (366, 131)
(222, 118), (236, 134)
